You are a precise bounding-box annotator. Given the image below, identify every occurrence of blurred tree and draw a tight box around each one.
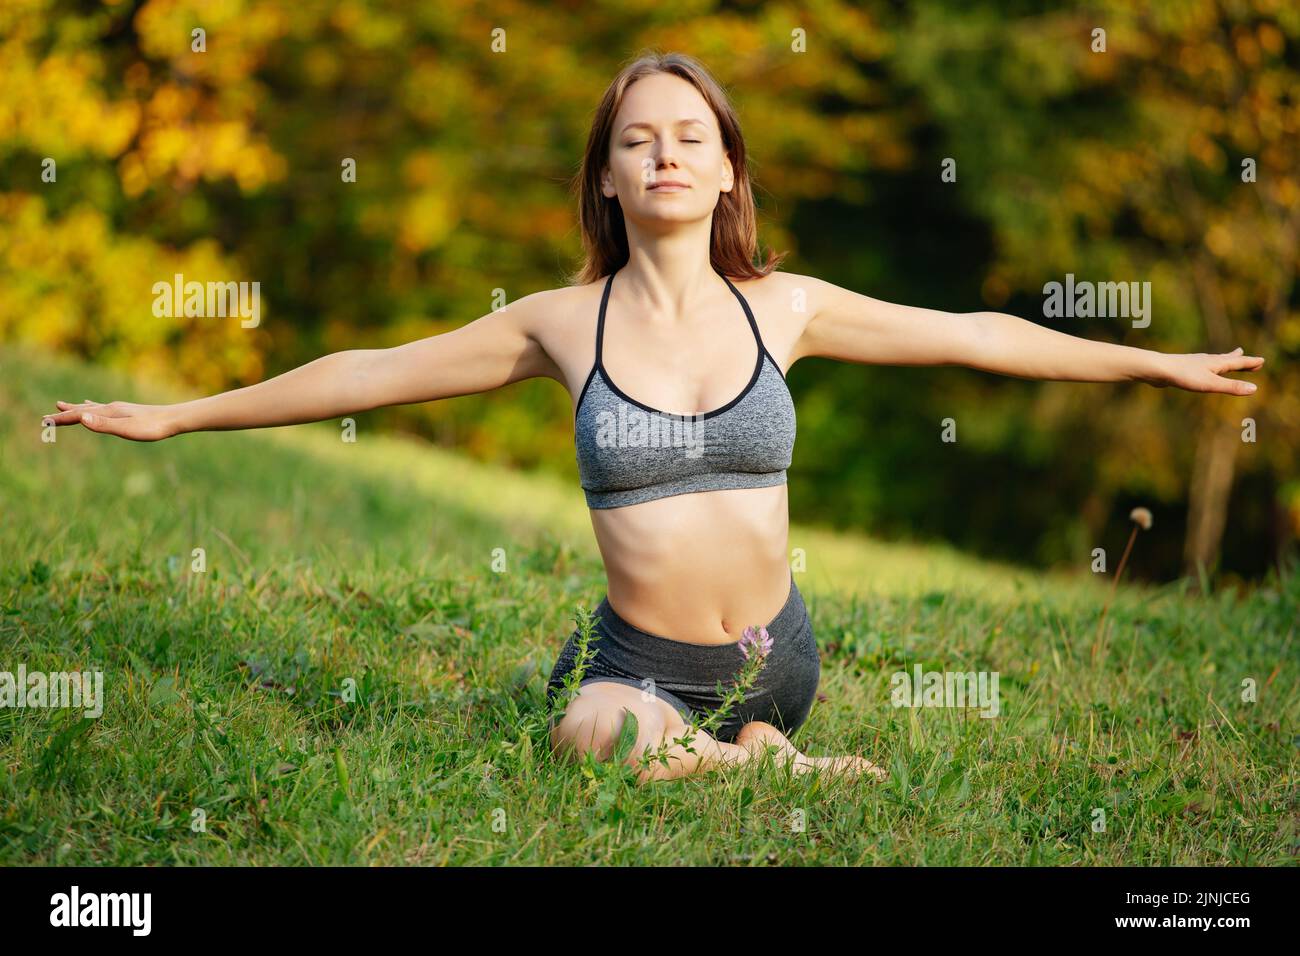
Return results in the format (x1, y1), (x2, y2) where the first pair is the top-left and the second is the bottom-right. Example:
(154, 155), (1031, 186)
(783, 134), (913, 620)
(891, 0), (1298, 579)
(0, 0), (1293, 582)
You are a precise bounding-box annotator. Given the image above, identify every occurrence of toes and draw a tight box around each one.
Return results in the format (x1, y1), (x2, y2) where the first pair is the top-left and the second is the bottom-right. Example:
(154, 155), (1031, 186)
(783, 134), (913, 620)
(858, 758), (888, 781)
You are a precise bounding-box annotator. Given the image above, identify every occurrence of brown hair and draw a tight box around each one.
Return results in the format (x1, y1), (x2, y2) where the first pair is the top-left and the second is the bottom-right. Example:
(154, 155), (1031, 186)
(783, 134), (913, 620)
(567, 50), (788, 286)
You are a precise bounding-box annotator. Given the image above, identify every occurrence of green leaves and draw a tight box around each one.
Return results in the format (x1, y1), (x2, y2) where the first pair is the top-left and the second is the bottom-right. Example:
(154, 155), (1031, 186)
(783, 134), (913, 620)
(612, 707), (639, 765)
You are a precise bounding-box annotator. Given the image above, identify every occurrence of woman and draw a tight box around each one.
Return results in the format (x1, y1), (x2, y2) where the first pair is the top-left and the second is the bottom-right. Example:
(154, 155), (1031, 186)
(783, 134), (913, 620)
(43, 53), (1264, 784)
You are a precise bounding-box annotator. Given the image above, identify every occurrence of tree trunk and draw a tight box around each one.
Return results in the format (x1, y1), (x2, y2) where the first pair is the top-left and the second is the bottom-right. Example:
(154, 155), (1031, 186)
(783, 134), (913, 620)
(1183, 409), (1241, 581)
(1181, 246), (1239, 585)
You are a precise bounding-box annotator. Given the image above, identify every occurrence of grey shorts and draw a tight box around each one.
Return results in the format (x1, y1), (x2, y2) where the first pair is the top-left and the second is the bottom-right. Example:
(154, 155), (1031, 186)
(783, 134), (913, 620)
(545, 573), (821, 744)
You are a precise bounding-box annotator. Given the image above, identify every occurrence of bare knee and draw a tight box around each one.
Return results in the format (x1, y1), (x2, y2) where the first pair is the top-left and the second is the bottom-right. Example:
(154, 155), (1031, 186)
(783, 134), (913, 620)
(549, 684), (670, 768)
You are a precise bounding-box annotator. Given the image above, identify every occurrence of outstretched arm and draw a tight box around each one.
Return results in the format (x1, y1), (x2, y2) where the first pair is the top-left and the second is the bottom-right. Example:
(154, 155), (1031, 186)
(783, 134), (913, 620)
(43, 290), (563, 441)
(788, 274), (1264, 394)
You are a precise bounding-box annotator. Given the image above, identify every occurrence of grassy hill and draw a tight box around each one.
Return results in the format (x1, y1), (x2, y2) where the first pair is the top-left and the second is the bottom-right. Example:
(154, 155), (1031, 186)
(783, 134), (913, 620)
(1, 345), (1295, 865)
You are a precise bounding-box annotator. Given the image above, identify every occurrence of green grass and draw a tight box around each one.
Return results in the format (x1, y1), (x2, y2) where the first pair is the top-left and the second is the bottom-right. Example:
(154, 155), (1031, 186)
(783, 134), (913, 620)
(1, 344), (1295, 865)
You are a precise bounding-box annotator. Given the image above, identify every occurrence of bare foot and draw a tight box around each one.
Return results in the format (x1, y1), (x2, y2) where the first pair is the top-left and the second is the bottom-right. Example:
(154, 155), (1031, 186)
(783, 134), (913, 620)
(734, 721), (887, 781)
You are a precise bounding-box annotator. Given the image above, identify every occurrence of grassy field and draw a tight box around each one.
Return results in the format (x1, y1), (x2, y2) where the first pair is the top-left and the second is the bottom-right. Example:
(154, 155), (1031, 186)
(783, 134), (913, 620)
(1, 345), (1295, 865)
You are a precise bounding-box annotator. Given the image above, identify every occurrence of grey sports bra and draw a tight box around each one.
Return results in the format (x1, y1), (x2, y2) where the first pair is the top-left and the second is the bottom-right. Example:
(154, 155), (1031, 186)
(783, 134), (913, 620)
(574, 267), (796, 509)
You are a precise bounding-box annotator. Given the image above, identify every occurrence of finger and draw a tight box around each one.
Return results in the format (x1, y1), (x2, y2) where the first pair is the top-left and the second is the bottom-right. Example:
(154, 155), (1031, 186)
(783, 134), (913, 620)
(1234, 355), (1265, 369)
(79, 411), (125, 435)
(44, 409), (89, 426)
(82, 410), (152, 439)
(1211, 355), (1264, 373)
(1213, 376), (1257, 396)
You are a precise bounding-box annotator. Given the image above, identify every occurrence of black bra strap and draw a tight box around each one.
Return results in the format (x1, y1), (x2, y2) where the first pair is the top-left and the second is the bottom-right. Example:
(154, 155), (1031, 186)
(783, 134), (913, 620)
(595, 272), (614, 367)
(719, 272), (766, 353)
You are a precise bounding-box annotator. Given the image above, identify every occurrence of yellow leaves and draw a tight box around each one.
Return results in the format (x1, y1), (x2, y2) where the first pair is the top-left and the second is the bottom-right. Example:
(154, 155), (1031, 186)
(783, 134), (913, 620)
(397, 191), (456, 253)
(1233, 30), (1261, 70)
(326, 2), (407, 49)
(330, 1), (364, 35)
(0, 197), (261, 393)
(135, 0), (292, 89)
(125, 113), (287, 194)
(118, 154), (149, 199)
(102, 101), (143, 155)
(352, 12), (407, 50)
(1196, 105), (1225, 134)
(201, 121), (249, 176)
(123, 68), (289, 194)
(142, 126), (189, 175)
(401, 150), (444, 189)
(1256, 23), (1285, 57)
(839, 114), (909, 171)
(1187, 130), (1225, 171)
(0, 0), (54, 34)
(0, 41), (140, 156)
(147, 83), (197, 123)
(1205, 222), (1234, 259)
(18, 291), (79, 348)
(1276, 176), (1300, 208)
(403, 56), (465, 126)
(234, 142), (287, 193)
(135, 0), (243, 59)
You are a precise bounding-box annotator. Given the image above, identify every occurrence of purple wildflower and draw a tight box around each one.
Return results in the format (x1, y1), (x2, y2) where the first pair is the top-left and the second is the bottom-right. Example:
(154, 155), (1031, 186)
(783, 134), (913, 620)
(739, 625), (773, 661)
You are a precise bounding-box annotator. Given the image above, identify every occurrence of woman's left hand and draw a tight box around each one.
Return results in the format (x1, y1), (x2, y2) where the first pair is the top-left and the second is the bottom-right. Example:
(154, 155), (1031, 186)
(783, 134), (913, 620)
(1145, 347), (1264, 395)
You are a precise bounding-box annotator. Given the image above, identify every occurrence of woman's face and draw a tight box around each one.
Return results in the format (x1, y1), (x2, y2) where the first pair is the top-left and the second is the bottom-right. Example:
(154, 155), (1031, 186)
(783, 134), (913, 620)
(602, 72), (734, 227)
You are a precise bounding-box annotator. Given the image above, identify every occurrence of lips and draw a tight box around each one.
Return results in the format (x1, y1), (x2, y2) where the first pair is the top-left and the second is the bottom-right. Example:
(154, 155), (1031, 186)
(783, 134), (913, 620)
(648, 181), (689, 190)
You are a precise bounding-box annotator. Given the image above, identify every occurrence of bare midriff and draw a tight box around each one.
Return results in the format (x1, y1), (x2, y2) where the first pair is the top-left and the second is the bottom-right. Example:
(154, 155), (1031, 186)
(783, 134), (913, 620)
(588, 483), (792, 645)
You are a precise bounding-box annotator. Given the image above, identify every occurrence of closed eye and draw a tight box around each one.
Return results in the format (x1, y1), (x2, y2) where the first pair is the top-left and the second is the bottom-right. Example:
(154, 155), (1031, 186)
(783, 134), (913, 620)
(625, 139), (703, 146)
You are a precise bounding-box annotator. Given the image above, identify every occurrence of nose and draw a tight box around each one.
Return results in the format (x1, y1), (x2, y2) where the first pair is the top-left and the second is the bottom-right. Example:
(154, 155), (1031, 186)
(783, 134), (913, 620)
(653, 142), (679, 171)
(649, 153), (679, 186)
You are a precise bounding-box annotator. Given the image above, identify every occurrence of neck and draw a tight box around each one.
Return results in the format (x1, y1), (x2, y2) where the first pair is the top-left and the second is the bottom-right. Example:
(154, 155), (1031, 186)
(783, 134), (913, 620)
(617, 228), (723, 318)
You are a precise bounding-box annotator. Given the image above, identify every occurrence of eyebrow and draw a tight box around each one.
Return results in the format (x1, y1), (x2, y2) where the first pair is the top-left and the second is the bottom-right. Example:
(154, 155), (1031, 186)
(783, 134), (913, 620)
(619, 119), (709, 135)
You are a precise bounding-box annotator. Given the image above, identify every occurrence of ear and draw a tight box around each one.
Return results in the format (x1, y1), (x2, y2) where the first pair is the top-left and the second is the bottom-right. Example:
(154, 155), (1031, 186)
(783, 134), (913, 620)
(720, 152), (735, 193)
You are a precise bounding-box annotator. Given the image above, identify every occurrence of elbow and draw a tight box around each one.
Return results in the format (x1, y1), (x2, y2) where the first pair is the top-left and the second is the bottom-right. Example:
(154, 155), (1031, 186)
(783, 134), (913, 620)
(337, 349), (386, 409)
(955, 312), (1000, 368)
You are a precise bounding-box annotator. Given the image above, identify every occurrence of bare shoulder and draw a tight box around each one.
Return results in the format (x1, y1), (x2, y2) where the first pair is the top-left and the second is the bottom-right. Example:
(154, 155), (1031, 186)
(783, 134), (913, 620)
(742, 267), (834, 298)
(506, 278), (603, 332)
(730, 268), (832, 315)
(728, 269), (825, 370)
(503, 277), (606, 393)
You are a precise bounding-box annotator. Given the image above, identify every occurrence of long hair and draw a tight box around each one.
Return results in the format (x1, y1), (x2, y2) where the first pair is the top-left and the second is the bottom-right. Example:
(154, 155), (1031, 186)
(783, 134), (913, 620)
(567, 50), (788, 286)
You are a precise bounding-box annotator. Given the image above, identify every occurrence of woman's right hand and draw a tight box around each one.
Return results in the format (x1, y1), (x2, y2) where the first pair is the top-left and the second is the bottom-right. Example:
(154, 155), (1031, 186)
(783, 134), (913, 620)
(43, 400), (179, 442)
